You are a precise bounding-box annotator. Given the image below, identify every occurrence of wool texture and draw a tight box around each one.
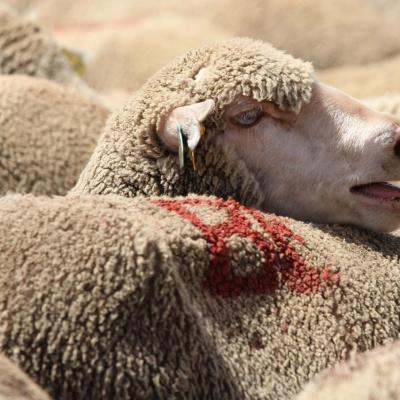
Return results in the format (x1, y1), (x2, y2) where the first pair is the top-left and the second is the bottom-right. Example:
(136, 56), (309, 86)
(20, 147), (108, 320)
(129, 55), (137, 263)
(73, 37), (314, 207)
(0, 5), (101, 103)
(0, 354), (50, 400)
(296, 341), (400, 400)
(364, 94), (400, 118)
(83, 14), (231, 92)
(0, 75), (108, 195)
(1, 194), (400, 399)
(318, 54), (400, 99)
(12, 0), (400, 70)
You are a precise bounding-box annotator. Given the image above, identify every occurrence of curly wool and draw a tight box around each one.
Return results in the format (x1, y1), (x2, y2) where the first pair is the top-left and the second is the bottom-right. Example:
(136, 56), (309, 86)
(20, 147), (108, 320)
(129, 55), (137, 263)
(0, 354), (51, 400)
(296, 341), (400, 400)
(0, 5), (101, 103)
(73, 38), (314, 207)
(0, 75), (108, 195)
(1, 194), (400, 399)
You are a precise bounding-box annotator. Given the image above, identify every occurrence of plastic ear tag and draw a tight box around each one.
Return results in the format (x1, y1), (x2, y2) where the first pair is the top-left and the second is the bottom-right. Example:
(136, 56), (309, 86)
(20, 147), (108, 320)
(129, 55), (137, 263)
(177, 124), (197, 171)
(62, 48), (86, 76)
(189, 149), (196, 171)
(177, 125), (185, 169)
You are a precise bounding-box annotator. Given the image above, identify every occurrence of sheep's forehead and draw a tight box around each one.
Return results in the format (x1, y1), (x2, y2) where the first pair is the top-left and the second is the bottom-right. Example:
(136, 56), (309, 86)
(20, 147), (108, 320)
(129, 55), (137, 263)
(189, 39), (314, 113)
(199, 39), (312, 78)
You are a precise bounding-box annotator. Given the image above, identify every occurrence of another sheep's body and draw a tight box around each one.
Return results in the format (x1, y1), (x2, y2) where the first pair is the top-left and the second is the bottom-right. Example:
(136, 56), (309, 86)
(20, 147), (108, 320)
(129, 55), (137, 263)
(81, 14), (230, 93)
(1, 194), (400, 399)
(318, 55), (400, 98)
(0, 354), (51, 400)
(13, 0), (400, 70)
(0, 75), (108, 195)
(363, 94), (400, 118)
(296, 341), (400, 400)
(0, 6), (101, 103)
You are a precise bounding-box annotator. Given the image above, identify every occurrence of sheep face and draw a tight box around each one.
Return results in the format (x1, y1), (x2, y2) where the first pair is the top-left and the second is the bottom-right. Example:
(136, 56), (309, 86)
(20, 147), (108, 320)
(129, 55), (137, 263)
(159, 81), (400, 232)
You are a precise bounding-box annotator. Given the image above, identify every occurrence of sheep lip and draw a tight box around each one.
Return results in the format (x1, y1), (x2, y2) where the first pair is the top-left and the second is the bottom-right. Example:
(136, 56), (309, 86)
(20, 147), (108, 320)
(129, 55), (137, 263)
(350, 182), (400, 203)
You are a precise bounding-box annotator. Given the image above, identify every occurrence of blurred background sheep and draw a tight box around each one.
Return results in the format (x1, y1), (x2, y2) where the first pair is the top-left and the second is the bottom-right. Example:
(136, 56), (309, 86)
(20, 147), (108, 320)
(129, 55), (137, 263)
(2, 0), (400, 110)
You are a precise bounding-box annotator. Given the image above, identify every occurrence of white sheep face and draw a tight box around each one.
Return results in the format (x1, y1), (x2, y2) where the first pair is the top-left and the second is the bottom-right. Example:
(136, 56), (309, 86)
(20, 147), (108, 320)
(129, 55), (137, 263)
(158, 81), (400, 232)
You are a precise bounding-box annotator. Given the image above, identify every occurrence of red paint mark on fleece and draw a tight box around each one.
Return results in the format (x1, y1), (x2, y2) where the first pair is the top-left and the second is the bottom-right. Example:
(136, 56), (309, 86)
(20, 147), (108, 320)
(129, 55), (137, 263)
(153, 197), (339, 297)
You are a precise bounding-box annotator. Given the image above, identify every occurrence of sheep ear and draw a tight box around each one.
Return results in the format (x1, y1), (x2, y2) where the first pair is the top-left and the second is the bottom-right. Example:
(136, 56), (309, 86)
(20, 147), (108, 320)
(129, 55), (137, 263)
(157, 99), (215, 152)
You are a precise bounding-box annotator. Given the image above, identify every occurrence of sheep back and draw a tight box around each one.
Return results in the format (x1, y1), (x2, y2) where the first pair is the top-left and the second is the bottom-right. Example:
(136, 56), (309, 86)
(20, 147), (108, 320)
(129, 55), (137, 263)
(296, 341), (400, 400)
(0, 6), (103, 103)
(0, 353), (51, 400)
(0, 75), (108, 195)
(1, 194), (400, 399)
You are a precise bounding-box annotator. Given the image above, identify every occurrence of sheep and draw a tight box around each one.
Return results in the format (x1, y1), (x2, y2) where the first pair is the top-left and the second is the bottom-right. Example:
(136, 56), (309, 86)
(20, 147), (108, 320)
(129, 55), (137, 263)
(3, 36), (400, 399)
(0, 353), (51, 400)
(80, 14), (230, 93)
(317, 54), (400, 98)
(27, 0), (400, 69)
(295, 341), (400, 400)
(0, 5), (102, 104)
(1, 193), (400, 399)
(208, 0), (400, 69)
(363, 94), (400, 118)
(73, 37), (400, 232)
(0, 74), (108, 195)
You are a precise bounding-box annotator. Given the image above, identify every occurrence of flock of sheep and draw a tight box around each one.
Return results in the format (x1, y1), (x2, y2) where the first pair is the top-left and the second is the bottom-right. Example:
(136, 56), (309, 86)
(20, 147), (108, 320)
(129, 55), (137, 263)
(3, 1), (400, 399)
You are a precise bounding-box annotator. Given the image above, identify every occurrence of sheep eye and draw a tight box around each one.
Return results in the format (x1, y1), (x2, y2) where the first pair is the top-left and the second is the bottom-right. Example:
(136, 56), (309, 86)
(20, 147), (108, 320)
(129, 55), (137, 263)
(232, 109), (263, 127)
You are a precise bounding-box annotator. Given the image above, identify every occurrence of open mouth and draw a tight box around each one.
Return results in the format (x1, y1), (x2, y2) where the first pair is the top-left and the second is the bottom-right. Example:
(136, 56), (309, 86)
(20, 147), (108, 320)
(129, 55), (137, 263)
(351, 182), (400, 203)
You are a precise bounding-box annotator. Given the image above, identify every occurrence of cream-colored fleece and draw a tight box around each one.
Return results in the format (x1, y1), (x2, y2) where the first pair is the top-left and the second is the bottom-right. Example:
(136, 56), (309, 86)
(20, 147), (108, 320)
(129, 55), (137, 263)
(363, 94), (400, 118)
(0, 75), (108, 195)
(0, 5), (101, 103)
(296, 341), (400, 400)
(1, 194), (400, 399)
(0, 354), (51, 400)
(318, 54), (400, 99)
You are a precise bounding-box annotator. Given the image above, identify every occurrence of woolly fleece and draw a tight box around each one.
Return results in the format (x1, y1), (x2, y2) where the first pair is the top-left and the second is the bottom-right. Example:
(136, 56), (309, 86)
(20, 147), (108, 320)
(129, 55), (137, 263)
(0, 5), (100, 102)
(210, 0), (400, 69)
(318, 54), (400, 98)
(0, 354), (51, 400)
(73, 37), (314, 206)
(83, 14), (230, 92)
(363, 94), (400, 118)
(296, 341), (400, 400)
(1, 194), (400, 399)
(0, 75), (108, 195)
(14, 0), (400, 69)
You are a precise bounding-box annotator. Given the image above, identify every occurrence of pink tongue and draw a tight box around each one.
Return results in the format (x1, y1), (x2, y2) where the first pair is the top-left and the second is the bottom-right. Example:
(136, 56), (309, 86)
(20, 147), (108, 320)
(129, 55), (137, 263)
(355, 183), (400, 200)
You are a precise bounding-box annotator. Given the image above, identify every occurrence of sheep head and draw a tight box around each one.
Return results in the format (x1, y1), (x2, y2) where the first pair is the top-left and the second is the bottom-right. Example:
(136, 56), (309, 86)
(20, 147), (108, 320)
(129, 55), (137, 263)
(74, 38), (400, 232)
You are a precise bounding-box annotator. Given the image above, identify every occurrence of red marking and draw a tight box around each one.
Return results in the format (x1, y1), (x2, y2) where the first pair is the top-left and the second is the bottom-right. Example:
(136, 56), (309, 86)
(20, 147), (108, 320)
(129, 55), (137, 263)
(153, 197), (339, 297)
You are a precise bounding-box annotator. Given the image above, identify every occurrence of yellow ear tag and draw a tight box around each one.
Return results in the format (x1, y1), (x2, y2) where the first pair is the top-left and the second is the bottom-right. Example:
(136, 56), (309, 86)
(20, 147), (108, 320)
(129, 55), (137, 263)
(189, 149), (196, 171)
(62, 48), (86, 76)
(177, 125), (185, 169)
(178, 124), (204, 172)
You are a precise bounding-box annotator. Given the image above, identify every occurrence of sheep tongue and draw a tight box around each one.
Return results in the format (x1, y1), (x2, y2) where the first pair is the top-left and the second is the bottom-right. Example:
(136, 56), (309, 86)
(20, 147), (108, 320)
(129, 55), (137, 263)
(352, 182), (400, 200)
